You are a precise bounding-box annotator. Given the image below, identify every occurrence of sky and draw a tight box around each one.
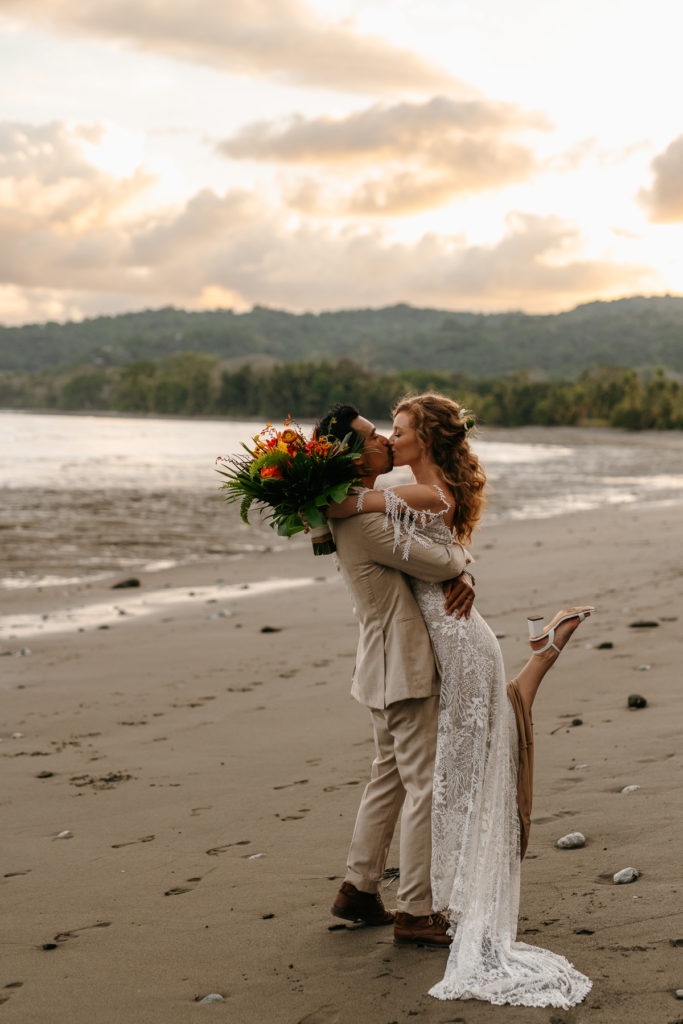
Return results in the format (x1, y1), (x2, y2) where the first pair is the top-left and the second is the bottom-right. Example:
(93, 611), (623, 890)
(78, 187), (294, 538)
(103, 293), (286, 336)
(1, 0), (683, 326)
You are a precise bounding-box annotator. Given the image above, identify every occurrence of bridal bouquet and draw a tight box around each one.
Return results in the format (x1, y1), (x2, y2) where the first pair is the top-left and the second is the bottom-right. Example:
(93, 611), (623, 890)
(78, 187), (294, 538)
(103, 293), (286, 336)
(216, 419), (363, 555)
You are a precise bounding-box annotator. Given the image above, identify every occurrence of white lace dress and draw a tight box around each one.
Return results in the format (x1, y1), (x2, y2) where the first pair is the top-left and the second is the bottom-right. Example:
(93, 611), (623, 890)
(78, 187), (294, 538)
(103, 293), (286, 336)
(380, 487), (592, 1009)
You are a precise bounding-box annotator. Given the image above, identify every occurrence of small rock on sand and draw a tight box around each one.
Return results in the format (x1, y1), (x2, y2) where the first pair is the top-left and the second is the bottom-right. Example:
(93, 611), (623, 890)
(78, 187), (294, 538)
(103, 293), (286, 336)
(620, 785), (640, 794)
(628, 620), (659, 628)
(627, 694), (647, 708)
(112, 578), (140, 589)
(613, 867), (640, 884)
(557, 832), (586, 849)
(199, 994), (224, 1003)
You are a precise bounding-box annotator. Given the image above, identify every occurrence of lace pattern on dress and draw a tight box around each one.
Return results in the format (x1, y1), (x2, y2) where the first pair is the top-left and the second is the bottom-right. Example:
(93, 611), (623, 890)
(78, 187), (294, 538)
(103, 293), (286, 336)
(382, 484), (452, 559)
(386, 505), (592, 1009)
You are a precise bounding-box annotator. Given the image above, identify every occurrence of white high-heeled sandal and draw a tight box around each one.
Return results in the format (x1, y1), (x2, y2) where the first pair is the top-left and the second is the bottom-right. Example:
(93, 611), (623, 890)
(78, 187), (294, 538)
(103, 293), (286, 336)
(527, 606), (595, 654)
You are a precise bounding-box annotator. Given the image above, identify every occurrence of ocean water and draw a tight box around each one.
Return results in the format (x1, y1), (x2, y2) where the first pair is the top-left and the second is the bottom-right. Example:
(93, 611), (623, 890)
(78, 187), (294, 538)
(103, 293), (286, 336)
(2, 411), (683, 590)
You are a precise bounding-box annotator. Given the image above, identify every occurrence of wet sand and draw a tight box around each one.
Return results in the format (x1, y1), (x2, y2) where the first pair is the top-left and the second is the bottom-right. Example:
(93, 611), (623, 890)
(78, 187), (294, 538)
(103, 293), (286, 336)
(1, 499), (682, 1023)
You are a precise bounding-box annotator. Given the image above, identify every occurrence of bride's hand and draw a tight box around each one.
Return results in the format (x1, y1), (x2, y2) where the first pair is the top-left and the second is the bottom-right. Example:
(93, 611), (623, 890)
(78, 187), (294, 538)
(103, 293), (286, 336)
(443, 571), (475, 619)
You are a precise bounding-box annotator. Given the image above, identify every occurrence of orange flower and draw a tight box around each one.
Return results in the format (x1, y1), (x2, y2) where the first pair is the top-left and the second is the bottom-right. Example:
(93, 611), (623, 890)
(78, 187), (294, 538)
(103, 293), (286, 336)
(260, 465), (284, 479)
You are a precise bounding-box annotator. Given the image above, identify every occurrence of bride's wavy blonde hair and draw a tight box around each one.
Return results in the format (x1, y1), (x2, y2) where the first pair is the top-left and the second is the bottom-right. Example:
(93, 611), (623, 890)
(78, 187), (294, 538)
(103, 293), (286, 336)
(392, 392), (486, 543)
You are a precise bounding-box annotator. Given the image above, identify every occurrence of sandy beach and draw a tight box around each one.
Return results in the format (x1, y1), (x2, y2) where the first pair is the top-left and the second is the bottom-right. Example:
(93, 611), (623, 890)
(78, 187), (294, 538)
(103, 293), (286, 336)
(1, 495), (682, 1024)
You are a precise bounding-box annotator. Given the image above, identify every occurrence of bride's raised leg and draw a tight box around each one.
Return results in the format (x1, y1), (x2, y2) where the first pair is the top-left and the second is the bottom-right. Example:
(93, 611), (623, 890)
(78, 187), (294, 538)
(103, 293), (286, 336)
(513, 609), (592, 714)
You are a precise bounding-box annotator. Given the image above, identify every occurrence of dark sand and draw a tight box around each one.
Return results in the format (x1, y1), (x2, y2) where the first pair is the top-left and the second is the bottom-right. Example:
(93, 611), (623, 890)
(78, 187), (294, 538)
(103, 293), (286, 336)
(1, 497), (682, 1023)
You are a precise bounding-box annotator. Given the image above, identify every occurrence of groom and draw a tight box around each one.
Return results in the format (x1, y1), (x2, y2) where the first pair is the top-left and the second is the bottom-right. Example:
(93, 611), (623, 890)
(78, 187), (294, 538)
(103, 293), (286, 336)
(317, 403), (474, 948)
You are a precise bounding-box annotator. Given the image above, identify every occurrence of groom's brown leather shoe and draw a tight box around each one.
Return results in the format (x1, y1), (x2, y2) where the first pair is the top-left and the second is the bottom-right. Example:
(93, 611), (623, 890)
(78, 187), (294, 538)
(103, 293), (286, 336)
(393, 911), (452, 948)
(331, 882), (395, 926)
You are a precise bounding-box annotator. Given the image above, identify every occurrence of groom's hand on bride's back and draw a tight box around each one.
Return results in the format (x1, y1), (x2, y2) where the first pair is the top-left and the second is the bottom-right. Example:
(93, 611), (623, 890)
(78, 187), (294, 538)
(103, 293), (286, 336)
(443, 571), (475, 619)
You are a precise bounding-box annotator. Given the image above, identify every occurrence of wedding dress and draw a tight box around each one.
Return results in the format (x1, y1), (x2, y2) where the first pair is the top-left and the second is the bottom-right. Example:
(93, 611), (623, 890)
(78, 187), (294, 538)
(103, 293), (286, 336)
(381, 487), (592, 1009)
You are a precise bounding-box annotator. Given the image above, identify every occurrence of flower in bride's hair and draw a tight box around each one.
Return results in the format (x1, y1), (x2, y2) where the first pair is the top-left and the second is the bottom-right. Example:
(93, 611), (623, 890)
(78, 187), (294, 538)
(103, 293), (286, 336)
(460, 408), (476, 432)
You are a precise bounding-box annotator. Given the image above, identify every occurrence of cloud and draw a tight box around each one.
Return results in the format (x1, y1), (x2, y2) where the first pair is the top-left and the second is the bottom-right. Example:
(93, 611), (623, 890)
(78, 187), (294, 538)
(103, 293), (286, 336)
(0, 121), (155, 234)
(218, 96), (548, 162)
(0, 119), (651, 324)
(0, 0), (466, 95)
(639, 135), (683, 222)
(0, 169), (650, 324)
(217, 96), (548, 215)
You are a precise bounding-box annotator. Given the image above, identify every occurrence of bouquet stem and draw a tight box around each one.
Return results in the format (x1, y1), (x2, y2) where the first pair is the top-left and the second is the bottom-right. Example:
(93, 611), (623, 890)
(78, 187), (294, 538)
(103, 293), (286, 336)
(309, 522), (336, 556)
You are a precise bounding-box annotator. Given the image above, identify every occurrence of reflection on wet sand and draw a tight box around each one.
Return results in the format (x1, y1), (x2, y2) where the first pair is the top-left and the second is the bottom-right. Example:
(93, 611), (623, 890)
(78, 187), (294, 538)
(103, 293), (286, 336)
(1, 577), (334, 639)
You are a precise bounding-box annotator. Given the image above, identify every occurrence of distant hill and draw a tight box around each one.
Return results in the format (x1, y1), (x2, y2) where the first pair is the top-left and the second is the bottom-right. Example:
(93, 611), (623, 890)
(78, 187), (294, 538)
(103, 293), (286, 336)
(2, 295), (683, 377)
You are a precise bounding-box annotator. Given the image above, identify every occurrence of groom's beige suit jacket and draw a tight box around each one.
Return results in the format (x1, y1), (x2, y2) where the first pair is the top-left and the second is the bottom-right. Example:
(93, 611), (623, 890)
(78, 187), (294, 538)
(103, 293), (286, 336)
(331, 513), (468, 710)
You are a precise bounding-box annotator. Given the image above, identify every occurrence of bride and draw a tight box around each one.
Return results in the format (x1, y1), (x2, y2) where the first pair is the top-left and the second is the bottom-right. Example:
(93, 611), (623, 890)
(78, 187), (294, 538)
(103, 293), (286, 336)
(327, 392), (593, 1009)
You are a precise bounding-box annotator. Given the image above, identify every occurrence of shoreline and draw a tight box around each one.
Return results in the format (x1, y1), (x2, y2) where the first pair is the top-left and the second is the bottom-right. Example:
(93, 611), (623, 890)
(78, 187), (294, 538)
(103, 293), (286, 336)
(4, 404), (683, 439)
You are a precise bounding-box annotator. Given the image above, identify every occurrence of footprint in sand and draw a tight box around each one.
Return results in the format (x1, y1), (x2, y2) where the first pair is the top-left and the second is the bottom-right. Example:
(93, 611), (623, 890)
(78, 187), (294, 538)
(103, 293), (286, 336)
(111, 835), (155, 849)
(323, 781), (361, 793)
(273, 779), (308, 790)
(530, 809), (575, 825)
(0, 982), (23, 1005)
(52, 922), (112, 943)
(206, 841), (250, 856)
(190, 806), (212, 817)
(165, 872), (215, 895)
(296, 1006), (341, 1024)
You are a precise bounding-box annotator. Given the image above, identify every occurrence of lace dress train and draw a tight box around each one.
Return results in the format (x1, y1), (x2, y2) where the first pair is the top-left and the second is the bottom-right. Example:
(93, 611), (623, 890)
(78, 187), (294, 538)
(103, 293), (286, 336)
(383, 488), (592, 1009)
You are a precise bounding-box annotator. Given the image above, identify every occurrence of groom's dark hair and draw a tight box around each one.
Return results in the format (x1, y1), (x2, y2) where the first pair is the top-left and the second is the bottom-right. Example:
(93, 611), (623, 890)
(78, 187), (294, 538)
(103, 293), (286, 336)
(316, 403), (360, 444)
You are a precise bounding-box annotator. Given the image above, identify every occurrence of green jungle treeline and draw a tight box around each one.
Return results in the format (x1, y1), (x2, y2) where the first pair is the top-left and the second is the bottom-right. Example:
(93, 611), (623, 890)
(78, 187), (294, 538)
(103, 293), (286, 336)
(2, 295), (683, 377)
(1, 353), (681, 429)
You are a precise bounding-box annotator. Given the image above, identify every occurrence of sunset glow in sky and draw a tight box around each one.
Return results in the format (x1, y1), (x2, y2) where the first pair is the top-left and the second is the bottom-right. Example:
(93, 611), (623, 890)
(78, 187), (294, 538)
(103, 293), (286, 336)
(2, 0), (683, 325)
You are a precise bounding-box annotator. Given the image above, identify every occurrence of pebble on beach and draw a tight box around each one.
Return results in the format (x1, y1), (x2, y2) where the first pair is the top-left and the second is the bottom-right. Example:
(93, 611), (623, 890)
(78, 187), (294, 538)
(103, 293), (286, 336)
(557, 832), (586, 849)
(628, 694), (647, 708)
(112, 578), (141, 589)
(628, 620), (659, 628)
(620, 785), (641, 794)
(198, 994), (224, 1004)
(613, 867), (640, 884)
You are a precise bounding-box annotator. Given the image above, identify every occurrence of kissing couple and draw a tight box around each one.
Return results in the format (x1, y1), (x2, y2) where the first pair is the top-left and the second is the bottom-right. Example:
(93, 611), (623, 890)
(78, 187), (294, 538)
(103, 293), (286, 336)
(317, 393), (593, 1009)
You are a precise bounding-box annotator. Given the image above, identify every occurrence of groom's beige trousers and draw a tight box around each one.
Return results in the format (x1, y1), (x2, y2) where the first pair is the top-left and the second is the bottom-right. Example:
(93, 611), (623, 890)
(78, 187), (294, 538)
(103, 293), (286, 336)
(344, 694), (439, 916)
(330, 513), (468, 918)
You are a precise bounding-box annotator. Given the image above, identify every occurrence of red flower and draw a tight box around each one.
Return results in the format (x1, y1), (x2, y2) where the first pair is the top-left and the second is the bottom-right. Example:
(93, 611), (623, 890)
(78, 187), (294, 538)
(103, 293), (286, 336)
(260, 466), (284, 479)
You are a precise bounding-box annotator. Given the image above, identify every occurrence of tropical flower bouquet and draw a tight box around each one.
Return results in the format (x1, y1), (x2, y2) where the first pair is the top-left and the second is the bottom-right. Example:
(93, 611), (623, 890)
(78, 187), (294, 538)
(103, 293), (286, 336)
(216, 419), (364, 555)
